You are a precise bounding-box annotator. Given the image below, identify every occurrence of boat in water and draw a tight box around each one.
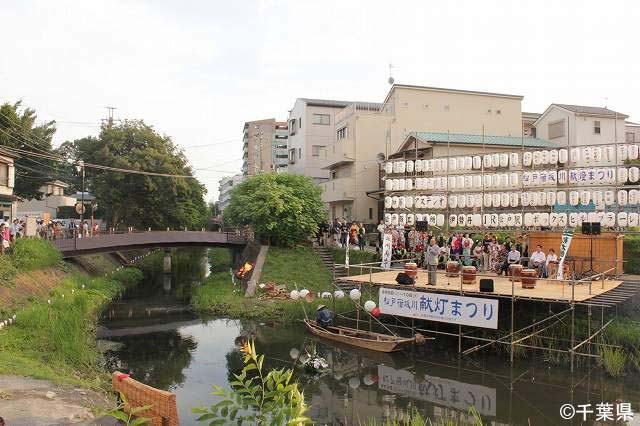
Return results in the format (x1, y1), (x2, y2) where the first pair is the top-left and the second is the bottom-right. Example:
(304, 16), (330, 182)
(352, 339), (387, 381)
(303, 319), (416, 353)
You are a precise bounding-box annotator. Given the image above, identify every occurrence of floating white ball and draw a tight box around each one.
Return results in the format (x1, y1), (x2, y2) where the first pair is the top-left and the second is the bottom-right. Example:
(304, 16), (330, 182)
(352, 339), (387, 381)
(334, 290), (345, 299)
(349, 289), (361, 301)
(289, 290), (300, 300)
(289, 348), (300, 360)
(299, 289), (310, 298)
(348, 377), (360, 389)
(363, 374), (375, 386)
(364, 300), (377, 312)
(321, 292), (332, 299)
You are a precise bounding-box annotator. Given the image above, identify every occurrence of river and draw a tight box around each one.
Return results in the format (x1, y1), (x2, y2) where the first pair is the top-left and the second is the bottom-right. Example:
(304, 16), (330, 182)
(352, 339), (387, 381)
(97, 248), (640, 425)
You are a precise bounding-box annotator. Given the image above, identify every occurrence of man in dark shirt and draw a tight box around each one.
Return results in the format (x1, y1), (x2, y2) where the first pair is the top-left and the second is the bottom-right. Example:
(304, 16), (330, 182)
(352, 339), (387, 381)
(316, 305), (334, 328)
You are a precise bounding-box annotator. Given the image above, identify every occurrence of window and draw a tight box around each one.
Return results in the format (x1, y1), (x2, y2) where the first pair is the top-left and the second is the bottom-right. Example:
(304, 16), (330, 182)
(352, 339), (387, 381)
(594, 120), (601, 135)
(0, 164), (7, 186)
(627, 132), (636, 142)
(369, 208), (373, 220)
(548, 119), (565, 139)
(288, 119), (297, 136)
(312, 114), (330, 125)
(288, 148), (296, 164)
(298, 148), (301, 159)
(312, 145), (324, 157)
(330, 170), (337, 179)
(337, 126), (348, 140)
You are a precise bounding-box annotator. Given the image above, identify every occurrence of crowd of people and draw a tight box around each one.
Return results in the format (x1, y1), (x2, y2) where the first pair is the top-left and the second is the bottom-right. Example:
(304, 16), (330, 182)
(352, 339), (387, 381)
(0, 218), (100, 254)
(316, 219), (368, 250)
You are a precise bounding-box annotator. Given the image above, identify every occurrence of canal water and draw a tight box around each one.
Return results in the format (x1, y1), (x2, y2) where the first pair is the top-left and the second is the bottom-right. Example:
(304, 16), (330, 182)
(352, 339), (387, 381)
(98, 249), (640, 425)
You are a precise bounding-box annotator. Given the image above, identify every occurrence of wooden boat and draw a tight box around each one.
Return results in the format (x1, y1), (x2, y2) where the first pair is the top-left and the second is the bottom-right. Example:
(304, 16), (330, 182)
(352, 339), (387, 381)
(303, 319), (415, 353)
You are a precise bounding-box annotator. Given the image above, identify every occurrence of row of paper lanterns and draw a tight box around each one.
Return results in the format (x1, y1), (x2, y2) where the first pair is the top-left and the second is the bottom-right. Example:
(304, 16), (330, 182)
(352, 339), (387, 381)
(384, 167), (640, 193)
(385, 145), (640, 176)
(385, 189), (640, 210)
(384, 212), (640, 228)
(0, 314), (17, 330)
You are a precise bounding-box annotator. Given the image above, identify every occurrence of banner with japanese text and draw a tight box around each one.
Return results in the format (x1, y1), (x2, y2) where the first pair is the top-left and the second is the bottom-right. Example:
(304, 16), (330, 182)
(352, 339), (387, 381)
(379, 287), (499, 329)
(380, 231), (392, 269)
(556, 227), (575, 280)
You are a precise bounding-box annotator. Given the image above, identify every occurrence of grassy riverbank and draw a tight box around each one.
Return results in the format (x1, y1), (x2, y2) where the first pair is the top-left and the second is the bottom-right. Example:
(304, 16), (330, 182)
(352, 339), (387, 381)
(0, 239), (143, 389)
(193, 246), (357, 321)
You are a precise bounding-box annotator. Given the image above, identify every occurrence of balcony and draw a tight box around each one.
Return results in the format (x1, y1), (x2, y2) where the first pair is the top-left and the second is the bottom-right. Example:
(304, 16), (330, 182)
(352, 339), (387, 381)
(334, 102), (394, 124)
(323, 139), (355, 168)
(321, 177), (355, 203)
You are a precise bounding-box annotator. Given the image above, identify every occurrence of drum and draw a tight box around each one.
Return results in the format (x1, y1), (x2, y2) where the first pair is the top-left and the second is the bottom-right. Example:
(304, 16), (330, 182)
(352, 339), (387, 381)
(404, 262), (418, 279)
(446, 261), (460, 277)
(521, 269), (537, 289)
(462, 266), (477, 285)
(508, 264), (523, 281)
(547, 261), (559, 279)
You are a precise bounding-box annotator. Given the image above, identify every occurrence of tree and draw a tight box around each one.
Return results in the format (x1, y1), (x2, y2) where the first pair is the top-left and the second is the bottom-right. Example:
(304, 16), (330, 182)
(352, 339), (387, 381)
(223, 173), (326, 246)
(63, 120), (208, 229)
(0, 102), (60, 200)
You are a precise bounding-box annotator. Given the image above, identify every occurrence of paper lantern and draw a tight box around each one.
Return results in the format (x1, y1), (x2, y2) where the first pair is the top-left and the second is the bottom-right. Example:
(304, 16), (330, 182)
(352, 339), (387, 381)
(436, 214), (445, 226)
(509, 173), (519, 187)
(449, 157), (457, 171)
(604, 212), (616, 227)
(630, 145), (640, 160)
(490, 214), (499, 228)
(509, 193), (519, 207)
(558, 170), (568, 184)
(593, 147), (602, 163)
(630, 167), (640, 183)
(592, 191), (603, 208)
(391, 179), (399, 191)
(509, 152), (519, 167)
(538, 191), (547, 206)
(349, 289), (361, 301)
(568, 213), (578, 227)
(464, 156), (473, 170)
(334, 290), (345, 299)
(458, 194), (466, 208)
(604, 190), (615, 206)
(505, 214), (515, 227)
(299, 289), (310, 298)
(473, 156), (482, 169)
(556, 191), (566, 205)
(321, 292), (332, 299)
(440, 159), (448, 172)
(415, 213), (423, 221)
(470, 214), (480, 227)
(405, 196), (414, 209)
(569, 191), (579, 206)
(399, 213), (406, 226)
(546, 191), (556, 206)
(384, 197), (392, 208)
(604, 146), (615, 163)
(438, 177), (447, 190)
(464, 175), (473, 189)
(550, 213), (559, 227)
(491, 153), (500, 168)
(541, 150), (550, 165)
(449, 214), (458, 227)
(398, 197), (406, 209)
(426, 178), (435, 190)
(385, 179), (393, 191)
(559, 149), (568, 164)
(498, 214), (508, 228)
(428, 214), (437, 226)
(547, 170), (557, 186)
(455, 157), (464, 170)
(529, 192), (538, 207)
(540, 213), (550, 227)
(391, 214), (399, 225)
(492, 193), (501, 207)
(398, 179), (406, 191)
(465, 194), (474, 207)
(618, 190), (628, 206)
(385, 162), (393, 174)
(521, 192), (530, 206)
(483, 154), (492, 168)
(500, 193), (510, 207)
(406, 160), (414, 173)
(473, 194), (483, 208)
(398, 161), (406, 173)
(630, 189), (639, 205)
(491, 174), (501, 188)
(473, 175), (482, 189)
(558, 213), (568, 227)
(407, 214), (415, 225)
(456, 175), (465, 189)
(384, 213), (391, 225)
(618, 145), (629, 162)
(618, 167), (629, 184)
(482, 214), (491, 228)
(449, 195), (458, 209)
(364, 300), (376, 312)
(583, 147), (593, 163)
(499, 153), (509, 168)
(549, 150), (559, 164)
(533, 151), (542, 166)
(414, 160), (424, 173)
(570, 148), (581, 163)
(580, 191), (591, 206)
(630, 213), (639, 227)
(578, 212), (588, 226)
(446, 176), (454, 190)
(484, 193), (493, 207)
(524, 213), (534, 227)
(618, 212), (628, 227)
(483, 174), (492, 189)
(405, 178), (413, 191)
(391, 196), (399, 208)
(290, 290), (300, 300)
(522, 172), (532, 187)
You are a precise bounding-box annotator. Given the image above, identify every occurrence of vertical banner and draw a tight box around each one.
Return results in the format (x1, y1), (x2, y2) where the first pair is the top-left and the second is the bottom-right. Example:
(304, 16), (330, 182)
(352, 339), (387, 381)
(556, 227), (575, 280)
(381, 231), (393, 269)
(345, 237), (350, 269)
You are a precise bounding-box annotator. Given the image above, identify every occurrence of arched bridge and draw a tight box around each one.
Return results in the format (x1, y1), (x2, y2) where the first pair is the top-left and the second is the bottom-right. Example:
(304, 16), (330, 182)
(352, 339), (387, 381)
(51, 230), (247, 258)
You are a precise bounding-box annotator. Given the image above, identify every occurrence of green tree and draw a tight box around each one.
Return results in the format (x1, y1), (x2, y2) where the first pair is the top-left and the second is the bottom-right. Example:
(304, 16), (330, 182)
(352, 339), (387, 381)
(223, 173), (326, 246)
(62, 120), (207, 229)
(0, 102), (60, 200)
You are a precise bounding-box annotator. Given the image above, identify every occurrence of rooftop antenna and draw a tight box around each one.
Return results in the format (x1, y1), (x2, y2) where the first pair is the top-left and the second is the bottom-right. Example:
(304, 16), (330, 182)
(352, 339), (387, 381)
(388, 63), (394, 85)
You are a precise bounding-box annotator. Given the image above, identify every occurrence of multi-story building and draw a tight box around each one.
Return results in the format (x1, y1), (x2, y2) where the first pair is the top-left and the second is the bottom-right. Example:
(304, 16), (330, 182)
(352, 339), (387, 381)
(321, 84), (527, 224)
(242, 119), (289, 176)
(218, 174), (245, 212)
(522, 112), (541, 137)
(17, 179), (76, 219)
(0, 148), (17, 221)
(626, 121), (640, 143)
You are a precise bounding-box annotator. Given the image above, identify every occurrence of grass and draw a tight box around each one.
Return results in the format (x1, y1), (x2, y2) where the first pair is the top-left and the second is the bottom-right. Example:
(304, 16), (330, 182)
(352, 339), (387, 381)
(9, 238), (62, 270)
(360, 406), (483, 425)
(0, 267), (143, 389)
(330, 247), (379, 266)
(601, 344), (627, 377)
(193, 246), (357, 322)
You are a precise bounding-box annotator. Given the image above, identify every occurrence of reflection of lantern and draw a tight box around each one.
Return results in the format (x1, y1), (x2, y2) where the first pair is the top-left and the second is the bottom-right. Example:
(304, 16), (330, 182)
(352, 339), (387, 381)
(349, 289), (361, 300)
(364, 300), (376, 312)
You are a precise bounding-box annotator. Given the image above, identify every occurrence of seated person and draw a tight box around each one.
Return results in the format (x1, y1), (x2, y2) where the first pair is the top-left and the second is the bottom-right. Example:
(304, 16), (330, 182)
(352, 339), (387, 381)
(316, 305), (334, 328)
(545, 248), (559, 278)
(528, 245), (547, 277)
(500, 246), (521, 275)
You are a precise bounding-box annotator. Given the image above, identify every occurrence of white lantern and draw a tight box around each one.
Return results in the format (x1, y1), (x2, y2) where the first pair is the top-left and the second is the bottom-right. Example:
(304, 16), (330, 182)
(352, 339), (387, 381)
(334, 290), (345, 299)
(290, 290), (300, 300)
(482, 214), (491, 228)
(524, 213), (534, 227)
(415, 160), (424, 173)
(299, 289), (310, 298)
(630, 167), (640, 183)
(558, 213), (568, 227)
(364, 300), (376, 312)
(630, 189), (639, 205)
(556, 191), (566, 205)
(473, 194), (483, 208)
(521, 192), (530, 206)
(473, 175), (482, 189)
(529, 192), (538, 207)
(405, 178), (413, 191)
(549, 150), (559, 164)
(540, 213), (550, 227)
(436, 214), (445, 226)
(580, 191), (591, 206)
(604, 190), (615, 206)
(618, 212), (628, 227)
(522, 172), (532, 187)
(547, 170), (557, 186)
(426, 178), (435, 190)
(440, 159), (448, 172)
(491, 174), (501, 188)
(470, 214), (481, 227)
(579, 212), (588, 226)
(384, 213), (391, 225)
(391, 179), (399, 191)
(593, 147), (602, 163)
(533, 151), (542, 166)
(406, 160), (414, 173)
(498, 214), (507, 227)
(583, 147), (593, 163)
(618, 168), (629, 184)
(546, 191), (557, 206)
(398, 196), (406, 209)
(568, 213), (579, 227)
(384, 197), (392, 209)
(570, 148), (581, 163)
(605, 146), (615, 163)
(483, 174), (492, 189)
(491, 153), (500, 167)
(569, 191), (579, 206)
(385, 179), (393, 191)
(483, 154), (493, 168)
(407, 214), (415, 225)
(559, 149), (569, 164)
(492, 193), (501, 207)
(550, 213), (559, 227)
(415, 213), (423, 222)
(509, 173), (519, 187)
(473, 156), (482, 169)
(398, 161), (406, 173)
(604, 212), (616, 227)
(509, 152), (519, 167)
(630, 145), (640, 160)
(385, 162), (394, 174)
(540, 150), (550, 165)
(618, 145), (629, 162)
(500, 193), (510, 207)
(490, 213), (499, 228)
(321, 292), (332, 299)
(629, 213), (639, 227)
(447, 176), (456, 190)
(449, 157), (457, 171)
(499, 153), (509, 168)
(592, 191), (603, 208)
(290, 348), (300, 359)
(509, 192), (519, 207)
(458, 194), (466, 208)
(506, 213), (515, 227)
(391, 196), (399, 209)
(398, 179), (406, 191)
(523, 151), (533, 167)
(464, 175), (473, 189)
(457, 157), (465, 170)
(618, 190), (628, 205)
(449, 195), (458, 209)
(538, 191), (547, 206)
(399, 213), (406, 226)
(405, 196), (414, 209)
(558, 170), (568, 184)
(449, 214), (458, 227)
(484, 193), (493, 207)
(391, 214), (399, 225)
(349, 289), (361, 301)
(456, 175), (465, 189)
(464, 156), (473, 170)
(429, 214), (438, 226)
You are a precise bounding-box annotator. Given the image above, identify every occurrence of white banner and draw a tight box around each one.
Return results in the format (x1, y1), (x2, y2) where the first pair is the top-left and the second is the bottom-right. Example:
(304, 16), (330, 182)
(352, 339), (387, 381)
(556, 227), (575, 280)
(379, 287), (499, 329)
(378, 365), (497, 417)
(380, 231), (393, 269)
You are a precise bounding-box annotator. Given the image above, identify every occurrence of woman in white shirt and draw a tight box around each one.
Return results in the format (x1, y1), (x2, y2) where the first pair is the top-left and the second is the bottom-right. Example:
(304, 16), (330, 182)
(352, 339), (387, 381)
(545, 248), (559, 278)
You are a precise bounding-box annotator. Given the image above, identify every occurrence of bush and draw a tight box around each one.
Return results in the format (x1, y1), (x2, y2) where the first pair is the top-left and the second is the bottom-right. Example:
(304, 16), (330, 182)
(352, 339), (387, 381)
(9, 238), (62, 270)
(110, 267), (144, 288)
(0, 255), (17, 285)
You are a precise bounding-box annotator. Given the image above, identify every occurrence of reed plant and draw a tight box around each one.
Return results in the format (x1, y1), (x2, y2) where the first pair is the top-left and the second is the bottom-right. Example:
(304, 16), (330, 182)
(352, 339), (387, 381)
(360, 406), (483, 426)
(601, 344), (627, 377)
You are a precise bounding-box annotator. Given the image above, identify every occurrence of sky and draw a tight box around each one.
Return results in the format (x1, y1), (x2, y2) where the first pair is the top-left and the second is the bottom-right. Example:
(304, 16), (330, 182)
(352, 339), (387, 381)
(1, 0), (639, 200)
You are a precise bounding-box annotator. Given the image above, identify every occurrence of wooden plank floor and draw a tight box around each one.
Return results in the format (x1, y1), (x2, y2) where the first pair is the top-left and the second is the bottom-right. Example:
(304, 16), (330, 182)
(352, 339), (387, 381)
(338, 270), (623, 302)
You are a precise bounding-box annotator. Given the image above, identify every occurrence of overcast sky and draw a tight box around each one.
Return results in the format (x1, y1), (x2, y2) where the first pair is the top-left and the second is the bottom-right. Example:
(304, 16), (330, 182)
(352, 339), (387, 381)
(1, 0), (638, 200)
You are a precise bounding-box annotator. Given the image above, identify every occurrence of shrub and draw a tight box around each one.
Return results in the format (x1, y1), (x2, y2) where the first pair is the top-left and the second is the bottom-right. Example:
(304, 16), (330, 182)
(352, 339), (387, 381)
(110, 267), (144, 288)
(601, 345), (627, 377)
(9, 238), (62, 270)
(623, 235), (640, 274)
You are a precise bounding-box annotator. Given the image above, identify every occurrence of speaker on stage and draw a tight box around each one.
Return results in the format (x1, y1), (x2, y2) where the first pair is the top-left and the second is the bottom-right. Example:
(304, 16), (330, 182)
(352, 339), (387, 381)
(591, 222), (601, 235)
(395, 273), (415, 285)
(582, 222), (592, 235)
(416, 221), (429, 232)
(480, 278), (494, 292)
(582, 222), (601, 235)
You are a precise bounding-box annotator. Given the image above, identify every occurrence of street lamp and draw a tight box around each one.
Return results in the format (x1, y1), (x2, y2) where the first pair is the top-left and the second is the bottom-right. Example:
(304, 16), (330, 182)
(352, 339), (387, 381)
(75, 160), (85, 237)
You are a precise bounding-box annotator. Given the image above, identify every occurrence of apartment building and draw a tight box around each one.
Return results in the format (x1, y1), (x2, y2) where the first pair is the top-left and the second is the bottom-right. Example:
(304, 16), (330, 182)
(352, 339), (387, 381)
(218, 174), (245, 212)
(17, 180), (76, 219)
(0, 148), (17, 221)
(242, 119), (289, 176)
(626, 121), (640, 143)
(321, 84), (527, 224)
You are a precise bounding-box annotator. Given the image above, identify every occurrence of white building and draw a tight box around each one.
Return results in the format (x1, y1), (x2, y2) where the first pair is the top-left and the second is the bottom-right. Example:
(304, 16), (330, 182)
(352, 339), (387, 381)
(0, 148), (17, 221)
(626, 121), (640, 143)
(17, 180), (77, 219)
(218, 174), (245, 212)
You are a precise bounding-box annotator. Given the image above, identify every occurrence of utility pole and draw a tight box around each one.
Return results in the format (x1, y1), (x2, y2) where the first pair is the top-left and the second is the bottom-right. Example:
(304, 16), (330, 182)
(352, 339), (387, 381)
(104, 106), (117, 126)
(75, 160), (85, 237)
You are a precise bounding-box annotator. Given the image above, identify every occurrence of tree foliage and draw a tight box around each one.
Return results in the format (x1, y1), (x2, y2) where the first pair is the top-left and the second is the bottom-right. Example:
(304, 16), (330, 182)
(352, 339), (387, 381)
(223, 173), (326, 246)
(0, 102), (60, 200)
(62, 120), (207, 229)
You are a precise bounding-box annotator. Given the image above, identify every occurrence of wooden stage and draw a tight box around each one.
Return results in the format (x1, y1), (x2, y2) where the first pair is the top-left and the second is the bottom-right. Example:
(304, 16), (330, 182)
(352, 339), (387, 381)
(338, 270), (623, 303)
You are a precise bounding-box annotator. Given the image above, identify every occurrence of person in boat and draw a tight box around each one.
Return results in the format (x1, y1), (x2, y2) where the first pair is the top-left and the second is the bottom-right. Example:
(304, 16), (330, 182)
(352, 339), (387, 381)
(316, 305), (334, 328)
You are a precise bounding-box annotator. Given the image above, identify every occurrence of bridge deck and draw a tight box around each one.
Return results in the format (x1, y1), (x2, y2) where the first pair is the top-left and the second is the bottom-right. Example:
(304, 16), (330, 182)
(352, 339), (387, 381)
(52, 231), (246, 257)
